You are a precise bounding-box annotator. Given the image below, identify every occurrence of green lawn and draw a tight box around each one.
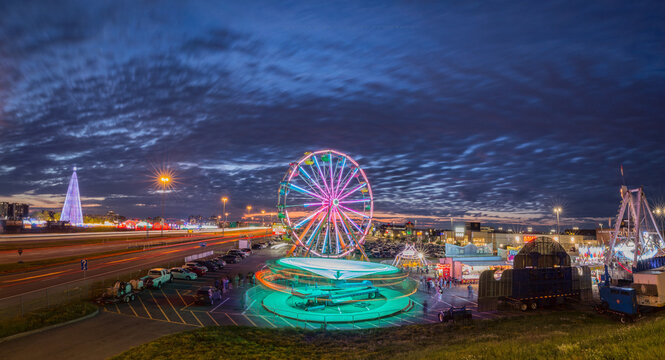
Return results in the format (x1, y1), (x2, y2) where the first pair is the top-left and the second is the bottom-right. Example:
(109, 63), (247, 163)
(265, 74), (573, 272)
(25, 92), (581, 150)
(0, 301), (97, 339)
(112, 310), (665, 360)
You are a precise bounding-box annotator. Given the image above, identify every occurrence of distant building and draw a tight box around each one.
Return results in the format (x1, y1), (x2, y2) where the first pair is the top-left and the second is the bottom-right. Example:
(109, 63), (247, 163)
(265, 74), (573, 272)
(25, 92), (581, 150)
(0, 202), (29, 220)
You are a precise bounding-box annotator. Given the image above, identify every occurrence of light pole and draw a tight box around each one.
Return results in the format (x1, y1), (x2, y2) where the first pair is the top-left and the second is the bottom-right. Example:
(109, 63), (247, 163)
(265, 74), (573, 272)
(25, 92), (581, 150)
(246, 205), (252, 226)
(656, 208), (663, 236)
(261, 209), (266, 226)
(221, 197), (228, 234)
(553, 207), (562, 235)
(225, 212), (229, 231)
(160, 176), (170, 236)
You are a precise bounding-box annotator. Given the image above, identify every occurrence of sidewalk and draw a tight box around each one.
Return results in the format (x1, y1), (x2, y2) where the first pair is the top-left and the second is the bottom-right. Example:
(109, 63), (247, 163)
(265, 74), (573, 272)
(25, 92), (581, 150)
(0, 311), (192, 360)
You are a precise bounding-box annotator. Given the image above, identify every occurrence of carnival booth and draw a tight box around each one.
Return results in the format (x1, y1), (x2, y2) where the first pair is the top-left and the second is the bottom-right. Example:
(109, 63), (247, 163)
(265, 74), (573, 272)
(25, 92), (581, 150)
(441, 243), (510, 283)
(392, 243), (428, 269)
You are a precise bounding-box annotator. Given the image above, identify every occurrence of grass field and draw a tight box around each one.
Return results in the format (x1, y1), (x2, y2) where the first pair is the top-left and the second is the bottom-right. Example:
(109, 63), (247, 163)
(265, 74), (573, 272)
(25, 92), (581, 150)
(112, 310), (665, 360)
(0, 301), (97, 339)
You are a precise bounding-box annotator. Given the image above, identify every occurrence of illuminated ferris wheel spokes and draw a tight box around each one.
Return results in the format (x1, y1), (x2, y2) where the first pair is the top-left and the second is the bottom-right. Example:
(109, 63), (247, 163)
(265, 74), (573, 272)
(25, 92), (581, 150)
(278, 150), (373, 258)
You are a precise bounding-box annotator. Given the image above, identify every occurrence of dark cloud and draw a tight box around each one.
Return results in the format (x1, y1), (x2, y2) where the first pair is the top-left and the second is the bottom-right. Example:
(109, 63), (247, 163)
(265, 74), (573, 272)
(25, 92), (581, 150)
(0, 0), (664, 229)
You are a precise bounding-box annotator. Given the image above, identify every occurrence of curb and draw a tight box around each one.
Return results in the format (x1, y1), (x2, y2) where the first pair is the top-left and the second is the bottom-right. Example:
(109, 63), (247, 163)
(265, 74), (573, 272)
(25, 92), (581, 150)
(0, 307), (99, 344)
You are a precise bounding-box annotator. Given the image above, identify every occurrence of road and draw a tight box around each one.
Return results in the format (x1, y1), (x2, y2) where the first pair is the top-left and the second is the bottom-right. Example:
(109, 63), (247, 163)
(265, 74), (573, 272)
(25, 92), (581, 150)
(0, 229), (192, 242)
(0, 228), (259, 263)
(0, 228), (271, 301)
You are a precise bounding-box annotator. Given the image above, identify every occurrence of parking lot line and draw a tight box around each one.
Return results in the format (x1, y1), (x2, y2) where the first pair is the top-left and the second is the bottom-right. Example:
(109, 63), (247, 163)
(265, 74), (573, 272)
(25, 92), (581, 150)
(107, 308), (199, 328)
(128, 302), (139, 317)
(175, 289), (189, 306)
(190, 311), (204, 327)
(453, 295), (478, 305)
(242, 299), (256, 315)
(225, 313), (238, 326)
(209, 297), (229, 313)
(114, 303), (121, 313)
(277, 316), (295, 328)
(138, 295), (153, 320)
(260, 315), (277, 328)
(206, 312), (220, 326)
(243, 314), (257, 326)
(150, 291), (171, 322)
(162, 289), (186, 324)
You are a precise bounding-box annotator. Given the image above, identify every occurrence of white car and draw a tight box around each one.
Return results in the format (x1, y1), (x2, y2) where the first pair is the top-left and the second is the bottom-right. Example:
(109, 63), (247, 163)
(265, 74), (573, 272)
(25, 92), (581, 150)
(170, 267), (197, 280)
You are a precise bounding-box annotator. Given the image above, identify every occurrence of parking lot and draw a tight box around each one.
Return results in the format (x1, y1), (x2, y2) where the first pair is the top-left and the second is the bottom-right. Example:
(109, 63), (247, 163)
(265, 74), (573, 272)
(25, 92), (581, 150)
(100, 242), (508, 330)
(101, 244), (288, 328)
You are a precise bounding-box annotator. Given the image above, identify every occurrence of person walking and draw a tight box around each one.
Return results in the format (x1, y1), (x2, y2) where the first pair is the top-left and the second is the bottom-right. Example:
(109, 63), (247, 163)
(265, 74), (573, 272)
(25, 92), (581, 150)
(422, 300), (428, 317)
(233, 274), (239, 289)
(467, 284), (473, 298)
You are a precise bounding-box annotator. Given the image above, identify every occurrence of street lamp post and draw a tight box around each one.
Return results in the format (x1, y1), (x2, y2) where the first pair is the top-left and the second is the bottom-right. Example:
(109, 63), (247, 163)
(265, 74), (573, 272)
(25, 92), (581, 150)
(261, 210), (266, 226)
(221, 197), (228, 235)
(553, 207), (562, 235)
(225, 212), (229, 231)
(160, 176), (170, 236)
(246, 205), (252, 226)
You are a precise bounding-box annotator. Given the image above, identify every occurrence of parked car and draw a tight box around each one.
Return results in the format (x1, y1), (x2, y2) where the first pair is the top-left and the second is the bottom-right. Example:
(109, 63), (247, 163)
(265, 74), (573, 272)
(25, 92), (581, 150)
(197, 260), (219, 271)
(186, 262), (208, 272)
(251, 243), (262, 250)
(210, 257), (227, 267)
(222, 254), (241, 264)
(227, 249), (248, 258)
(170, 267), (197, 280)
(183, 264), (206, 276)
(147, 268), (172, 289)
(195, 286), (223, 305)
(193, 260), (214, 271)
(239, 248), (252, 256)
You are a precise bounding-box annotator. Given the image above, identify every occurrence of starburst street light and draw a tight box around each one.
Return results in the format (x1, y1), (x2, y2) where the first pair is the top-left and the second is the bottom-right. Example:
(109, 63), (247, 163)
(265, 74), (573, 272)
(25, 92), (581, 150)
(151, 166), (178, 236)
(553, 207), (562, 234)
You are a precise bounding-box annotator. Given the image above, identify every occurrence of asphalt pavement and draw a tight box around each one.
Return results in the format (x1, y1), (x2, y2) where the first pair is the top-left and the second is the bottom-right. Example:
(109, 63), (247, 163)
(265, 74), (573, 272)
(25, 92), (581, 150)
(0, 229), (271, 300)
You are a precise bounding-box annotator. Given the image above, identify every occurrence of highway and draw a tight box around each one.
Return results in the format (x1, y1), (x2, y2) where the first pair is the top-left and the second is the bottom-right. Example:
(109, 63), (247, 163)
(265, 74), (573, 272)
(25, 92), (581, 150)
(0, 228), (260, 263)
(0, 228), (272, 301)
(0, 228), (234, 242)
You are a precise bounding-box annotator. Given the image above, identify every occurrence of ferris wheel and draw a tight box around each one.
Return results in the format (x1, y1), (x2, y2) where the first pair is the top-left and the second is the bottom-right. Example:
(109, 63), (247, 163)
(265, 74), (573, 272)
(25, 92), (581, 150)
(278, 150), (373, 258)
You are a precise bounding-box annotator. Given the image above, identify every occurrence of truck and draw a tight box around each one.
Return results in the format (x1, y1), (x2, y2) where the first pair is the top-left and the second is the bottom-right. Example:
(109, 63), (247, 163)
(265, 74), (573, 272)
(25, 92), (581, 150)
(145, 268), (172, 289)
(596, 284), (639, 323)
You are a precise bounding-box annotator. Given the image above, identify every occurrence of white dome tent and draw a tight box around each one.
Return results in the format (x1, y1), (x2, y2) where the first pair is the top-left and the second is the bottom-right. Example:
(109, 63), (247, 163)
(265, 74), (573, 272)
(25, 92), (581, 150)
(392, 243), (428, 269)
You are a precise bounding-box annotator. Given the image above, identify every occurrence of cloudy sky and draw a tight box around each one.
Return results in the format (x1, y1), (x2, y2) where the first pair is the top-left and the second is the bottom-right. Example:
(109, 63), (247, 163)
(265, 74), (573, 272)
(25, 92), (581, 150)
(1, 1), (664, 229)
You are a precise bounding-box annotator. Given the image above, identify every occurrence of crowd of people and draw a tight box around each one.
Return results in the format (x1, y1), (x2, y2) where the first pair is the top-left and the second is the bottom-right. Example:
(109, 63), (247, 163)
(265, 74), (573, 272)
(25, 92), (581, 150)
(213, 272), (256, 294)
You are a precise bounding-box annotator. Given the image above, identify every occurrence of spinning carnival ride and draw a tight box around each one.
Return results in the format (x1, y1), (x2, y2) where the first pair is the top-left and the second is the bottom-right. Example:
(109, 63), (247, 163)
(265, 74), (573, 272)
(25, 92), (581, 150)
(605, 186), (665, 278)
(278, 150), (373, 259)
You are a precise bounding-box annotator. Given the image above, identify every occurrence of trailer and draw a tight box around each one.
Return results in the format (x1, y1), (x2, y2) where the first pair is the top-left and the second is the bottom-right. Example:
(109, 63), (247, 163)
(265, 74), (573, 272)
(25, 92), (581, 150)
(478, 237), (592, 312)
(95, 280), (143, 305)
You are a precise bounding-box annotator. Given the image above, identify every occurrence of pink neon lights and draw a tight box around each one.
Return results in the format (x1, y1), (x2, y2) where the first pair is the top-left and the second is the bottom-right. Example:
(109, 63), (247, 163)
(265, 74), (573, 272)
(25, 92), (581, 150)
(278, 150), (373, 258)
